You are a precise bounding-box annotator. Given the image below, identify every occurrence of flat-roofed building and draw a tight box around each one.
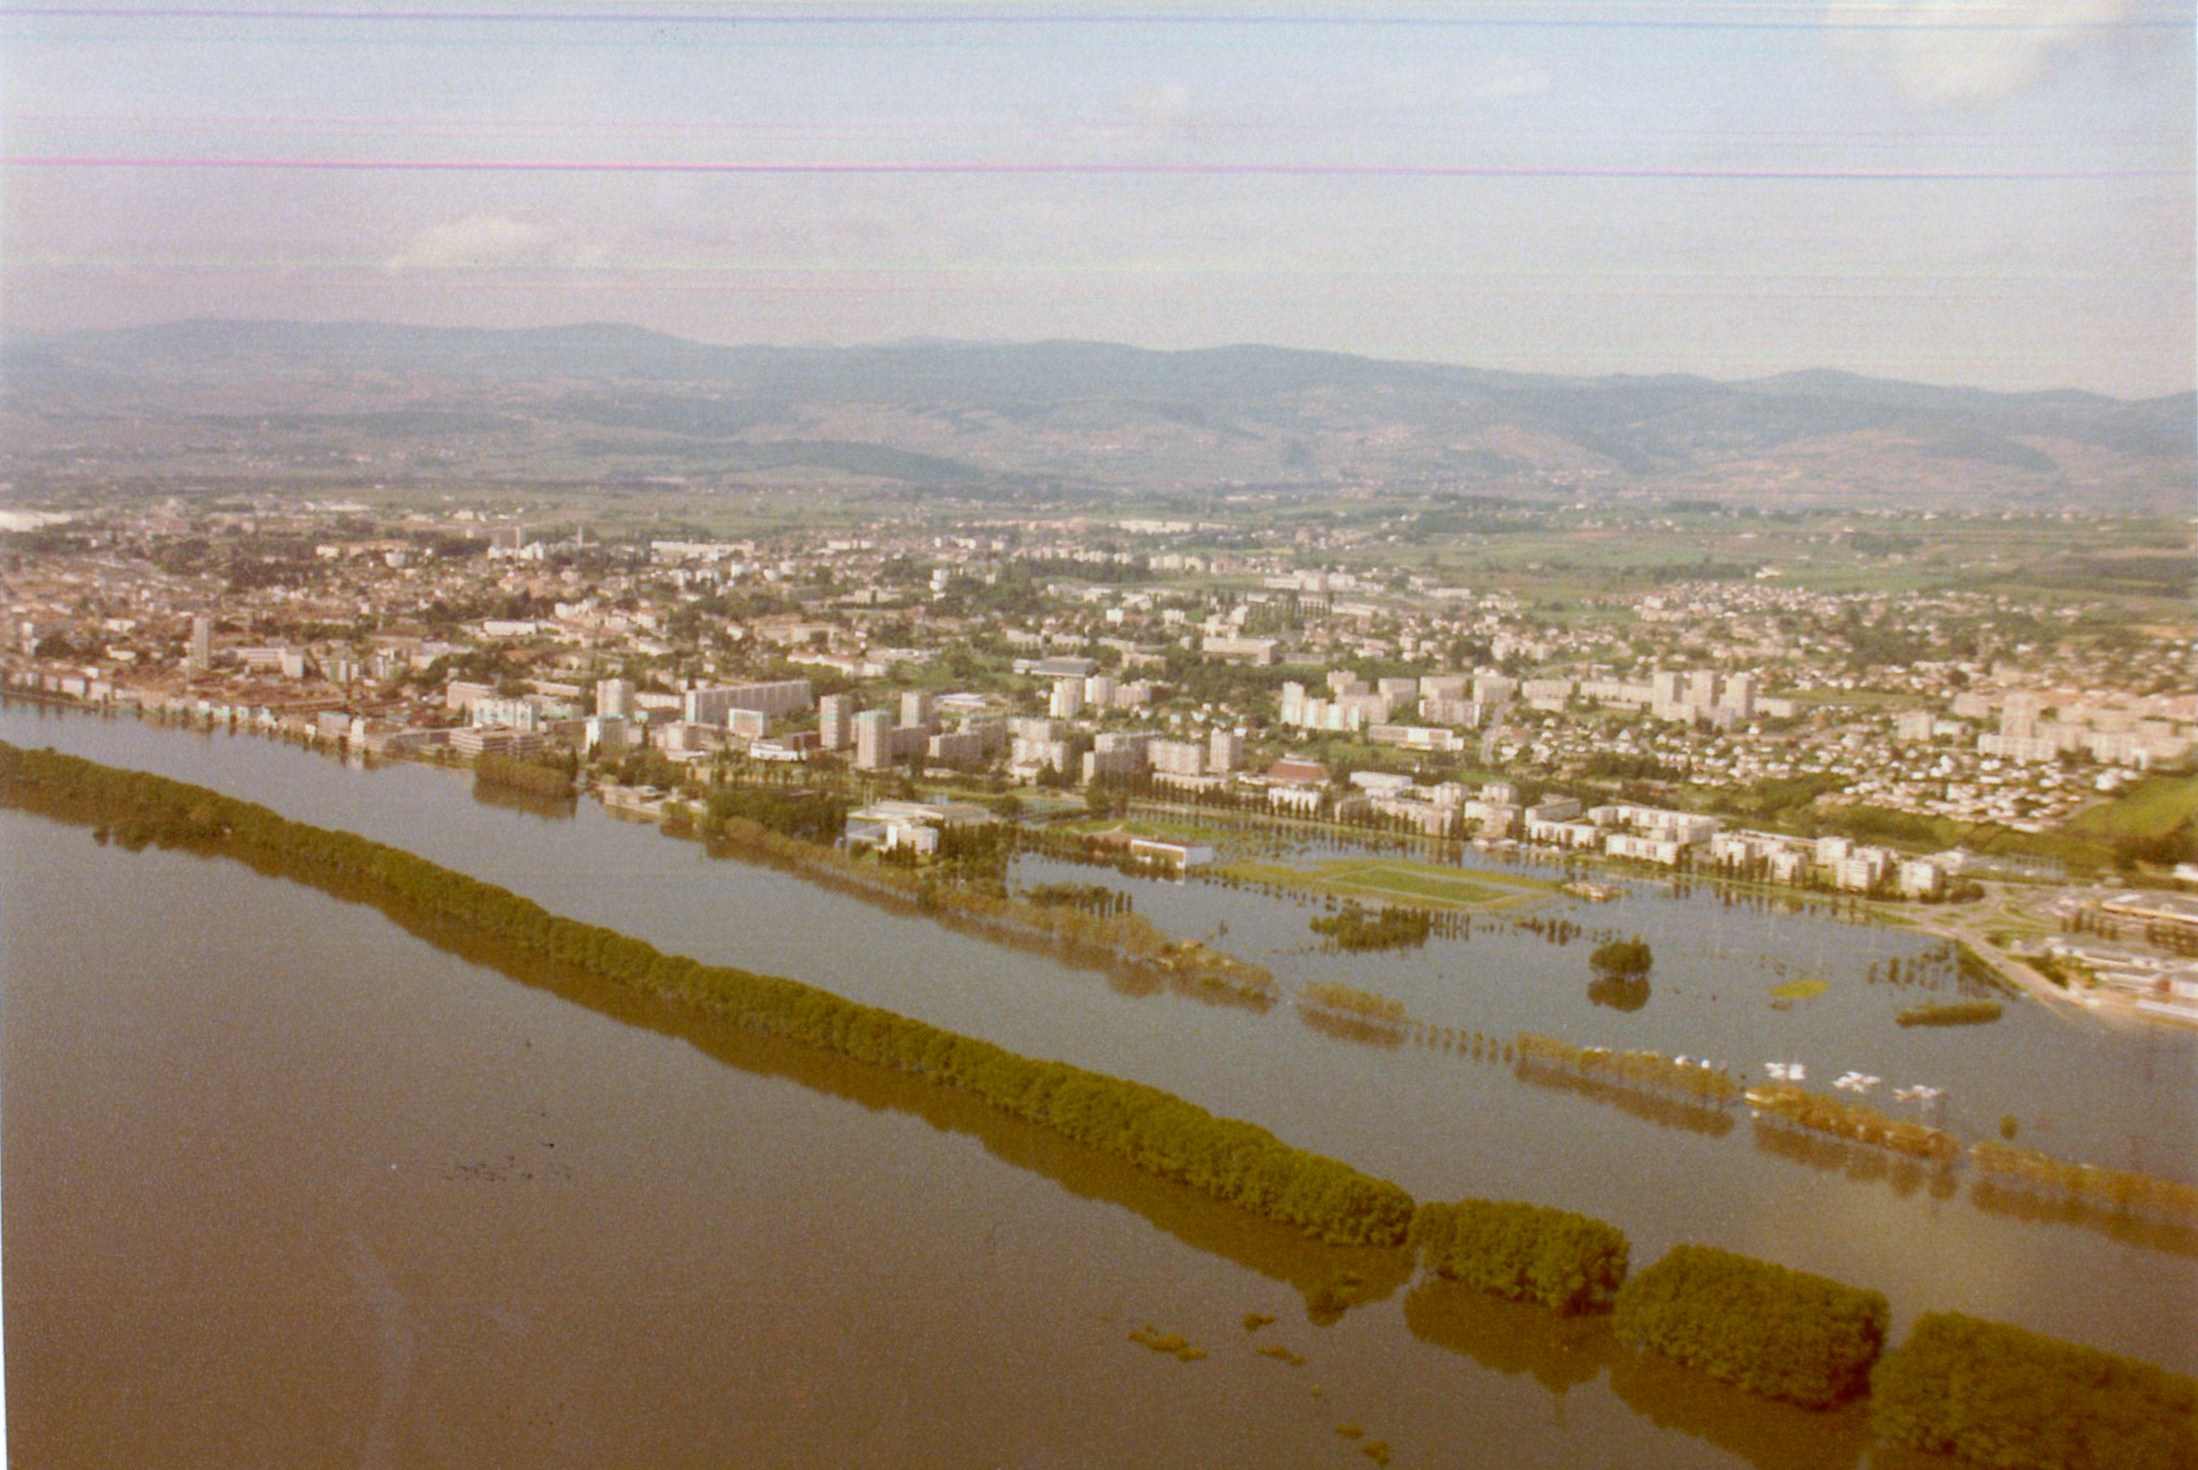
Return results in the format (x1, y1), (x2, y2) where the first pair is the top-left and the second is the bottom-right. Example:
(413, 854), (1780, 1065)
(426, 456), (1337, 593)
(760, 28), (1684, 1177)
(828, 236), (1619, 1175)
(1202, 636), (1279, 665)
(853, 709), (894, 770)
(1128, 837), (1216, 869)
(685, 678), (814, 726)
(818, 693), (855, 750)
(1150, 738), (1206, 778)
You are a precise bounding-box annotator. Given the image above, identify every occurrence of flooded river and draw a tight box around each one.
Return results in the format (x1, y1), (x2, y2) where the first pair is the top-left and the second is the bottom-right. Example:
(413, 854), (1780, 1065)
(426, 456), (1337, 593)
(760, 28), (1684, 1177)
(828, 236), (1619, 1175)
(3, 700), (2192, 1465)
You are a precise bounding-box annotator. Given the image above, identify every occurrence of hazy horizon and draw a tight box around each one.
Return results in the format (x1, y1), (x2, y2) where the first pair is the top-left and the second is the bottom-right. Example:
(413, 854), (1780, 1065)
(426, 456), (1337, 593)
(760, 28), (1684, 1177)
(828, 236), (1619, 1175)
(3, 2), (2192, 398)
(17, 313), (2198, 405)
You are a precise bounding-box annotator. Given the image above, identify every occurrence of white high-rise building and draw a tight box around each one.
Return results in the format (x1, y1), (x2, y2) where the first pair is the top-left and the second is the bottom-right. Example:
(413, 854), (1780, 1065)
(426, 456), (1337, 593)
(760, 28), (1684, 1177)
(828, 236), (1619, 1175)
(1208, 728), (1244, 774)
(1049, 677), (1085, 720)
(188, 615), (213, 673)
(818, 693), (855, 750)
(901, 689), (935, 730)
(1149, 739), (1206, 777)
(853, 710), (894, 770)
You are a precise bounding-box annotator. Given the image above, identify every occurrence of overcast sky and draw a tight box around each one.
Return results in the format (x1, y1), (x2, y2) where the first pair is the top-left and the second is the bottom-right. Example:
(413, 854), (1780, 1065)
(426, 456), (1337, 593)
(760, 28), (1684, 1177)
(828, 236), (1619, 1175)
(3, 2), (2190, 396)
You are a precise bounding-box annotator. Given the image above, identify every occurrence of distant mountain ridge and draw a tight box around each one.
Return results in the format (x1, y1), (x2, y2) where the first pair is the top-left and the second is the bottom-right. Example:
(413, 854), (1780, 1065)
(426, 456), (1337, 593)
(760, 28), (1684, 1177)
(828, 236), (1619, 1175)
(4, 320), (2190, 507)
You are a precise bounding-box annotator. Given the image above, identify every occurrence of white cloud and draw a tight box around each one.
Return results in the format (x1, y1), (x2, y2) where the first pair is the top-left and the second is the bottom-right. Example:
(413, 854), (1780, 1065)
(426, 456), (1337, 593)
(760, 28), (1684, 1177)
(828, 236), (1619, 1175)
(1829, 0), (2131, 105)
(387, 214), (557, 271)
(1128, 82), (1193, 128)
(1466, 55), (1552, 102)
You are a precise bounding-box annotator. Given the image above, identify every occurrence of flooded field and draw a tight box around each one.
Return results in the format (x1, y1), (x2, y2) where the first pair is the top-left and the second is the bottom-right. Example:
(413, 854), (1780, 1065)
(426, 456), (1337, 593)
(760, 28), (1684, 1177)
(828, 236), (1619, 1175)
(3, 697), (2192, 1467)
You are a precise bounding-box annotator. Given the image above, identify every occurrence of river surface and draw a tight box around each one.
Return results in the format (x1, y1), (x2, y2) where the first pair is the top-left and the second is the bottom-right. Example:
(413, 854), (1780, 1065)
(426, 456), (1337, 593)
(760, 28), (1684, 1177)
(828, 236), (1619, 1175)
(4, 700), (2193, 1465)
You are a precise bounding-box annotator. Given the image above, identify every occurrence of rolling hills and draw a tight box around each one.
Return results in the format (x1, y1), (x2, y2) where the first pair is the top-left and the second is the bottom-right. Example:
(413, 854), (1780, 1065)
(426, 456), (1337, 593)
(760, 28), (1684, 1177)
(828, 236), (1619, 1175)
(3, 321), (2188, 507)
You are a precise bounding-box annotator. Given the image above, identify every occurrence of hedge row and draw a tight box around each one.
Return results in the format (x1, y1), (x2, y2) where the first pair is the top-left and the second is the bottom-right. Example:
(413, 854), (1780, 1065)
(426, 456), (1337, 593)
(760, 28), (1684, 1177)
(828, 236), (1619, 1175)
(0, 742), (1406, 1247)
(1517, 1031), (1742, 1105)
(1299, 981), (1409, 1026)
(1745, 1081), (1962, 1163)
(1871, 1313), (2197, 1470)
(1408, 1198), (1630, 1315)
(1612, 1244), (1890, 1408)
(1970, 1141), (2198, 1227)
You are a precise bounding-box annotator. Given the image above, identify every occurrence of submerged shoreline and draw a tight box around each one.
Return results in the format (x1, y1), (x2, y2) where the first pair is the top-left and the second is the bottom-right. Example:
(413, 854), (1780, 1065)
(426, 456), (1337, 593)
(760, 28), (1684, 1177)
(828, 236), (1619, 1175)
(7, 737), (2192, 1469)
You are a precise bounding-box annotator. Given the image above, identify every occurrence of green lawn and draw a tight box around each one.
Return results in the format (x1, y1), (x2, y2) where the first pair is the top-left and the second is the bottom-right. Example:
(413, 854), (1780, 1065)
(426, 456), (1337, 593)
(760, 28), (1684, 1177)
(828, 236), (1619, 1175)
(1221, 857), (1550, 909)
(1327, 866), (1505, 907)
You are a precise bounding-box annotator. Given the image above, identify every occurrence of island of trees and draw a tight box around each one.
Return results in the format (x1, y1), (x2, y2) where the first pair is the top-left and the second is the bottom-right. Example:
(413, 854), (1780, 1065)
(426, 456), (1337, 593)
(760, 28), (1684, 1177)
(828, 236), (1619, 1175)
(1409, 1198), (1629, 1316)
(1871, 1313), (2196, 1469)
(1589, 935), (1653, 980)
(1613, 1245), (1889, 1408)
(1895, 999), (2004, 1027)
(1310, 902), (1434, 952)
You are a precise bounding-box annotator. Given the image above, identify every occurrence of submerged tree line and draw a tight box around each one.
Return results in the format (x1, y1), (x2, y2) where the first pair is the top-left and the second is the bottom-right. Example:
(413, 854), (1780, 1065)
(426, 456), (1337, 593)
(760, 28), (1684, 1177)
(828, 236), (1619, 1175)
(4, 742), (1393, 1245)
(2, 740), (2188, 1470)
(705, 813), (1278, 1005)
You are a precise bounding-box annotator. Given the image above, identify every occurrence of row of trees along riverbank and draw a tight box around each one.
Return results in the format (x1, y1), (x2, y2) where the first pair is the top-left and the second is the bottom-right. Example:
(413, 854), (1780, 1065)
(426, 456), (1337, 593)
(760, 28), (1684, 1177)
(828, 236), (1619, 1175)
(1870, 1311), (2198, 1470)
(473, 751), (576, 799)
(1612, 1245), (1889, 1409)
(4, 740), (2189, 1469)
(0, 741), (1384, 1243)
(1409, 1198), (1629, 1315)
(1403, 1191), (2193, 1463)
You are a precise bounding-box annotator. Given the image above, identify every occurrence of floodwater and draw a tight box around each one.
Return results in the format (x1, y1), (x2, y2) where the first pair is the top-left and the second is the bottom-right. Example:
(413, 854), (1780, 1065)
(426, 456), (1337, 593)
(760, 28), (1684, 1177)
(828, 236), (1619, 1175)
(2, 700), (2192, 1464)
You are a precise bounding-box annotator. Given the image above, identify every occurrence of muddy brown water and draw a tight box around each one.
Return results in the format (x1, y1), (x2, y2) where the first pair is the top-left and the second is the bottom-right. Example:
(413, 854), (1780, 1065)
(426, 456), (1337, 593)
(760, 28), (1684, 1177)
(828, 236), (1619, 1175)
(3, 701), (2191, 1465)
